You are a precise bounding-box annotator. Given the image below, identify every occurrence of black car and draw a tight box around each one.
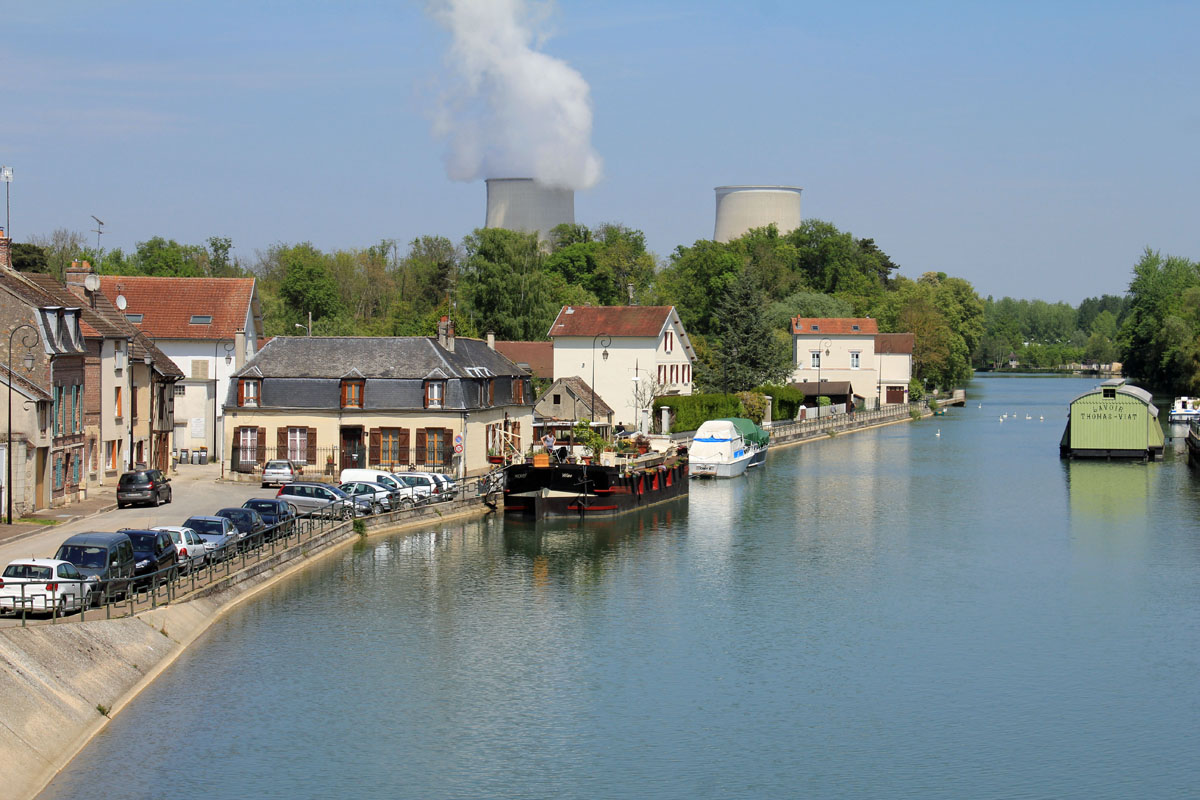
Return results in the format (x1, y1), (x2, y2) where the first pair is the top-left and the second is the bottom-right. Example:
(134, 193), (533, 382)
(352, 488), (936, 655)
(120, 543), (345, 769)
(117, 469), (172, 508)
(120, 529), (178, 588)
(241, 498), (298, 538)
(214, 507), (267, 547)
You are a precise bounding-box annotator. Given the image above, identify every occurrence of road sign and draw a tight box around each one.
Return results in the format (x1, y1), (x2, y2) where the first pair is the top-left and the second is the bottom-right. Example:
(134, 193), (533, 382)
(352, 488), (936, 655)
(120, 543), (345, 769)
(453, 443), (464, 454)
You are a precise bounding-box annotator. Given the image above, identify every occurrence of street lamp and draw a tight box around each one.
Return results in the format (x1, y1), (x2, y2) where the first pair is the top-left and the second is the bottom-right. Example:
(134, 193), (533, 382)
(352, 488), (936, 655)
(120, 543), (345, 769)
(7, 323), (39, 524)
(295, 311), (312, 336)
(1, 165), (12, 241)
(876, 337), (892, 408)
(591, 333), (610, 436)
(817, 337), (831, 412)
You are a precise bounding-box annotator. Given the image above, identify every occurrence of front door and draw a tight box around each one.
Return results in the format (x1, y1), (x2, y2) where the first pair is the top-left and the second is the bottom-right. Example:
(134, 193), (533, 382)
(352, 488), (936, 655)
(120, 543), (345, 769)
(340, 427), (364, 473)
(35, 447), (48, 510)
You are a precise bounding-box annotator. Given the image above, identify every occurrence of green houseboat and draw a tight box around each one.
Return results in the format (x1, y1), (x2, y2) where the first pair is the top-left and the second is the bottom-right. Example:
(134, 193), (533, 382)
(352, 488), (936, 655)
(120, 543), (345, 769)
(1059, 379), (1164, 460)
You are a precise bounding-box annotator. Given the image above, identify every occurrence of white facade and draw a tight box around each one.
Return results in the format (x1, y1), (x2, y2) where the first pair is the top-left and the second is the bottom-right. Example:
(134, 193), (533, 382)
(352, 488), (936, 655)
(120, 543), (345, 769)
(714, 185), (803, 242)
(551, 315), (694, 430)
(159, 326), (256, 462)
(791, 334), (879, 401)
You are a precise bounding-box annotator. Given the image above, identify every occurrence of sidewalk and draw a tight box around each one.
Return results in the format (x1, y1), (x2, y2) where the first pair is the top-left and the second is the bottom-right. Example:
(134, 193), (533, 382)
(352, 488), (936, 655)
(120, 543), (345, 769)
(0, 487), (119, 547)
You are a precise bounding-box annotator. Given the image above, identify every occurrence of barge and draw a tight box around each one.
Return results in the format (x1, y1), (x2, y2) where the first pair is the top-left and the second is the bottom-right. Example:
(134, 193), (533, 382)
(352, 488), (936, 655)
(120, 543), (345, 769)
(503, 453), (689, 519)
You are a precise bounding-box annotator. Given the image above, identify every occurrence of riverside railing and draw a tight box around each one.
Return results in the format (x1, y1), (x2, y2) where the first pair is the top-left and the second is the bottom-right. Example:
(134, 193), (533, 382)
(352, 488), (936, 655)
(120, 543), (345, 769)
(0, 473), (503, 628)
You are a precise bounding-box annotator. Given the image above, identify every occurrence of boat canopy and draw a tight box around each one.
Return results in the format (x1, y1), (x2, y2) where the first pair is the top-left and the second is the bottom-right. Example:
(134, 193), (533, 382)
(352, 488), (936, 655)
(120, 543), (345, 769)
(717, 417), (769, 447)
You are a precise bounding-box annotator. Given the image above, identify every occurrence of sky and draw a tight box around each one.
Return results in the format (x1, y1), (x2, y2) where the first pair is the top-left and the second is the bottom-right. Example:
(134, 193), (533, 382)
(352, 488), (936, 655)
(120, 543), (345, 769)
(2, 0), (1197, 304)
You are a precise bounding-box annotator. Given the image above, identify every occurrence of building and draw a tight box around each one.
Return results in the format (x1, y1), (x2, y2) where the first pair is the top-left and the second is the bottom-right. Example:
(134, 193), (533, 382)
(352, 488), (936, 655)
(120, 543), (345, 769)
(223, 323), (534, 478)
(532, 376), (614, 444)
(713, 185), (803, 242)
(548, 305), (695, 430)
(791, 318), (913, 409)
(97, 275), (261, 465)
(485, 178), (574, 245)
(1060, 379), (1164, 460)
(492, 339), (554, 381)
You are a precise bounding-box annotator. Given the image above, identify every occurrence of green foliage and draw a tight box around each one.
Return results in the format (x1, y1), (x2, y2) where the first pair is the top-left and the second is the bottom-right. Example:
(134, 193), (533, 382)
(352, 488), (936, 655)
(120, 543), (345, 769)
(277, 242), (344, 323)
(754, 383), (805, 421)
(10, 242), (49, 272)
(571, 419), (607, 458)
(653, 393), (745, 433)
(459, 228), (558, 340)
(703, 268), (793, 393)
(817, 395), (832, 407)
(736, 391), (767, 423)
(1120, 248), (1200, 393)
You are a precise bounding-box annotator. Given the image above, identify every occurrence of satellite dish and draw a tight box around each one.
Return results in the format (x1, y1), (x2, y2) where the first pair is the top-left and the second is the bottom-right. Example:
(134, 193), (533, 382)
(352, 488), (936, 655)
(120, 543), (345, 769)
(116, 295), (127, 310)
(84, 273), (101, 292)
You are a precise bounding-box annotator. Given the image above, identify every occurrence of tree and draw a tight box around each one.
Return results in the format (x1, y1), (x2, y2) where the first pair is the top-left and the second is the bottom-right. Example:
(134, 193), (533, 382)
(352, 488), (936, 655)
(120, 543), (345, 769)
(277, 243), (344, 323)
(10, 243), (49, 273)
(458, 228), (559, 340)
(703, 269), (793, 393)
(1120, 248), (1200, 391)
(28, 229), (88, 279)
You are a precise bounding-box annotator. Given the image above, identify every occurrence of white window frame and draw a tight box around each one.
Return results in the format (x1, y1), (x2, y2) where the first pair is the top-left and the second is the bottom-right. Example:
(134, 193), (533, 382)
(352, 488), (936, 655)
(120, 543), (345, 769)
(240, 427), (258, 463)
(287, 427), (308, 465)
(810, 351), (821, 368)
(850, 351), (860, 369)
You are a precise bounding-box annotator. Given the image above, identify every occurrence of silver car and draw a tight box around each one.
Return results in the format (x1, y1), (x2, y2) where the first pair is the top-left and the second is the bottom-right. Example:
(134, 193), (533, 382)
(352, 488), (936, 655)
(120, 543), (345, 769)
(261, 460), (301, 488)
(277, 482), (369, 519)
(154, 526), (210, 573)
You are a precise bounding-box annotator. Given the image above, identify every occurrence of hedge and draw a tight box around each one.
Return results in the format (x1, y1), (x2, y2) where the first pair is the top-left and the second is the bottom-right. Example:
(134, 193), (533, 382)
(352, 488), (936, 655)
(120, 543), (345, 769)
(653, 394), (745, 433)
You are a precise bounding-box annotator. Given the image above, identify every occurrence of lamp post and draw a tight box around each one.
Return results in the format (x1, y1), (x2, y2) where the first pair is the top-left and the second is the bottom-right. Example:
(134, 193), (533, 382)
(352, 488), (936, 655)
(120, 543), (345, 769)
(817, 338), (831, 413)
(144, 355), (155, 470)
(8, 324), (39, 524)
(213, 338), (234, 467)
(1, 166), (12, 240)
(876, 337), (892, 408)
(295, 311), (312, 336)
(591, 333), (610, 437)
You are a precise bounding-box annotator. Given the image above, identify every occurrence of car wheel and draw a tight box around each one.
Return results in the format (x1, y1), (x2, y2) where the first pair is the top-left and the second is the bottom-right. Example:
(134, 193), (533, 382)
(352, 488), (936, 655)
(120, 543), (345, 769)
(340, 505), (352, 521)
(153, 492), (161, 507)
(262, 482), (269, 489)
(165, 488), (172, 504)
(400, 498), (414, 510)
(117, 502), (126, 509)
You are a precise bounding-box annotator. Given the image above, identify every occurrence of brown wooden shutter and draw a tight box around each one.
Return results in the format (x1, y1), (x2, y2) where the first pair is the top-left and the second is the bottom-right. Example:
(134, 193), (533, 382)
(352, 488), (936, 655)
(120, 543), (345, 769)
(369, 428), (381, 465)
(416, 429), (427, 463)
(443, 428), (454, 464)
(306, 427), (317, 459)
(277, 427), (288, 457)
(399, 428), (410, 465)
(423, 381), (429, 409)
(257, 427), (267, 465)
(237, 379), (245, 406)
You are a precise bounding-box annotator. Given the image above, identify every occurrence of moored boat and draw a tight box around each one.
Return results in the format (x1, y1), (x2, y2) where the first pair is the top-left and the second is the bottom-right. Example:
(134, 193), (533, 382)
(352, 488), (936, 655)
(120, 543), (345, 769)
(503, 451), (688, 519)
(690, 417), (769, 477)
(1169, 396), (1200, 423)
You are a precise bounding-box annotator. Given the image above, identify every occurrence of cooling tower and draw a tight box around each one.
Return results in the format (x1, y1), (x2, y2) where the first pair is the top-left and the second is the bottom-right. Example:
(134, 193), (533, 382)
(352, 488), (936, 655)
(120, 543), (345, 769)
(713, 185), (803, 243)
(485, 178), (575, 243)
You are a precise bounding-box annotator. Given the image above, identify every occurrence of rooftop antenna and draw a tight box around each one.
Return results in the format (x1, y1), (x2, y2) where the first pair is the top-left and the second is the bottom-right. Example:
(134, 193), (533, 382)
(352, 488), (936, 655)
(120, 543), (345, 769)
(90, 215), (105, 251)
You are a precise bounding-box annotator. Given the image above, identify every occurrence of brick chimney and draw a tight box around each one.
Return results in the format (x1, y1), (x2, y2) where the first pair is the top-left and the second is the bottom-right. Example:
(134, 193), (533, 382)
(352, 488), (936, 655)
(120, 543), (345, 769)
(437, 316), (456, 352)
(486, 330), (495, 350)
(64, 259), (94, 288)
(0, 227), (10, 271)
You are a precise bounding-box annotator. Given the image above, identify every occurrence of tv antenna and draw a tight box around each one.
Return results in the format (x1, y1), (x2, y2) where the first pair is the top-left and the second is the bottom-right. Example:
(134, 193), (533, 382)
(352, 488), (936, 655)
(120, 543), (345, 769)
(90, 215), (105, 251)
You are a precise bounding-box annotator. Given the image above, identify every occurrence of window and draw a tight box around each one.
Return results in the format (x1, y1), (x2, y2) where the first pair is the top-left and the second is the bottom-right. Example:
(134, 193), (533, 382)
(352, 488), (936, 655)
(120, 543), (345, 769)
(72, 450), (81, 484)
(125, 313), (144, 323)
(425, 428), (446, 464)
(664, 331), (674, 353)
(852, 324), (860, 331)
(239, 427), (258, 463)
(106, 440), (118, 471)
(670, 364), (678, 384)
(238, 379), (260, 407)
(684, 364), (691, 384)
(287, 427), (308, 464)
(1103, 387), (1116, 399)
(811, 352), (821, 368)
(115, 386), (123, 419)
(174, 385), (186, 397)
(850, 351), (860, 369)
(380, 428), (407, 468)
(424, 380), (444, 409)
(54, 456), (64, 490)
(658, 364), (666, 383)
(191, 360), (209, 379)
(189, 315), (213, 324)
(514, 378), (526, 404)
(341, 379), (364, 408)
(487, 379), (495, 407)
(131, 378), (139, 419)
(552, 393), (561, 405)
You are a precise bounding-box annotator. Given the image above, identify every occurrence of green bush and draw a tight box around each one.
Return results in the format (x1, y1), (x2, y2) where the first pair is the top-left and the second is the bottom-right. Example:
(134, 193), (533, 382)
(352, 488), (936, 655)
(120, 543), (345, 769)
(754, 383), (805, 421)
(653, 393), (746, 433)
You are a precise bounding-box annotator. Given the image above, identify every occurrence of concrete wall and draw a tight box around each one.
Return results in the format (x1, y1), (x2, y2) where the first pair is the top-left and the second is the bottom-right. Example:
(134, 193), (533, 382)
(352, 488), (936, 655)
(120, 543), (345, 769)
(714, 185), (802, 243)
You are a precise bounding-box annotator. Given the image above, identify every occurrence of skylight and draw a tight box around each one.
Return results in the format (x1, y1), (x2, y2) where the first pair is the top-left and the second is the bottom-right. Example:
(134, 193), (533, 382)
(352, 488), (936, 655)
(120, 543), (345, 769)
(190, 315), (213, 324)
(125, 313), (144, 323)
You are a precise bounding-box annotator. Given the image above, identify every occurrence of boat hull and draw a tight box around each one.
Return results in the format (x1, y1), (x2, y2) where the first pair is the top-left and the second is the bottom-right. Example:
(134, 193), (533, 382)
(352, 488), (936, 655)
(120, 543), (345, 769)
(691, 449), (753, 477)
(503, 462), (689, 519)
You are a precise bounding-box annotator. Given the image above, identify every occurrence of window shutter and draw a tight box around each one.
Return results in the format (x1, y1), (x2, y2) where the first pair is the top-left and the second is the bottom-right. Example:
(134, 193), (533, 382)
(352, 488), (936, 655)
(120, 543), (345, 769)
(238, 380), (245, 406)
(277, 427), (288, 454)
(423, 382), (430, 409)
(257, 427), (267, 465)
(444, 428), (454, 464)
(416, 429), (427, 463)
(369, 428), (381, 465)
(399, 428), (410, 465)
(307, 427), (317, 456)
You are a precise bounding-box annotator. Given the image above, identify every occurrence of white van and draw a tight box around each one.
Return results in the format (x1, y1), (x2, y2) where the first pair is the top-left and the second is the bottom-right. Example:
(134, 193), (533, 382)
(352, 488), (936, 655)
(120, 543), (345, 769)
(338, 469), (414, 501)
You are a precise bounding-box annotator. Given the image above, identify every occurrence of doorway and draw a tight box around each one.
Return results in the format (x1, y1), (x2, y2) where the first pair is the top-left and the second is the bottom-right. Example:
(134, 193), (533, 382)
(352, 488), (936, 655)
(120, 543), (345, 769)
(340, 426), (365, 474)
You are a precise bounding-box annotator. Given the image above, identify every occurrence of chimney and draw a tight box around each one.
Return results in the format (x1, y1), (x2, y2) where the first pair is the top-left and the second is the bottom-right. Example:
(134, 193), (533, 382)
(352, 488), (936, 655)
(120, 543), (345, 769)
(486, 330), (495, 350)
(234, 329), (247, 369)
(446, 318), (455, 353)
(65, 259), (94, 288)
(437, 316), (449, 349)
(0, 227), (10, 271)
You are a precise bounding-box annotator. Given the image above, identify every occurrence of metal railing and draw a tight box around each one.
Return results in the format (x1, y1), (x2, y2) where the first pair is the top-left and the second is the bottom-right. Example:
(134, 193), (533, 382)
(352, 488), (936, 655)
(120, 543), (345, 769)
(0, 473), (505, 628)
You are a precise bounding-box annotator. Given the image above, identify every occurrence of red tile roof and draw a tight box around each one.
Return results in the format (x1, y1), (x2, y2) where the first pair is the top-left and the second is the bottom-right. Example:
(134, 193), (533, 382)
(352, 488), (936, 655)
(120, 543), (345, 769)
(791, 317), (879, 335)
(549, 306), (675, 338)
(493, 341), (553, 379)
(97, 276), (259, 340)
(874, 333), (914, 355)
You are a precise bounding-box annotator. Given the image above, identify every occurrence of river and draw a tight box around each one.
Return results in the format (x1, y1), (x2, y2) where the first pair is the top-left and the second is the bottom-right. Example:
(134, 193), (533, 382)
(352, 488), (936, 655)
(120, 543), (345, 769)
(40, 375), (1200, 799)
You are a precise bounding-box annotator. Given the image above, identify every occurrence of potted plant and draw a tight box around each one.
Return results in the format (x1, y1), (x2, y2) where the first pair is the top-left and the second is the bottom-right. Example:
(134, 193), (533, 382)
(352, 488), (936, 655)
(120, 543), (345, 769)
(487, 447), (504, 465)
(633, 433), (650, 455)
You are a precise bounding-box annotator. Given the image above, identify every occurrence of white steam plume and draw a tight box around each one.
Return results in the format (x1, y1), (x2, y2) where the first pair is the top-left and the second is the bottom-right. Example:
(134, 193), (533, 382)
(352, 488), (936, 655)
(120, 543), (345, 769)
(427, 0), (603, 190)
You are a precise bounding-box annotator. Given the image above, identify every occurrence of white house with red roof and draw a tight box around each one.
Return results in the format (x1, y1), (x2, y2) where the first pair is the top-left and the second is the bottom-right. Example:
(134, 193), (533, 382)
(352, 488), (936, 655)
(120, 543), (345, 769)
(791, 317), (913, 408)
(98, 275), (262, 463)
(548, 306), (695, 430)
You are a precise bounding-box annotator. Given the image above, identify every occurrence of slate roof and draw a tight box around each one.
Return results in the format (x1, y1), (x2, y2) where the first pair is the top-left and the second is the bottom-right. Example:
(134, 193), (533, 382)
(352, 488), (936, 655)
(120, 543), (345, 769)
(549, 305), (676, 338)
(97, 276), (260, 340)
(791, 318), (879, 335)
(493, 341), (553, 379)
(874, 333), (914, 355)
(235, 336), (529, 380)
(539, 375), (614, 419)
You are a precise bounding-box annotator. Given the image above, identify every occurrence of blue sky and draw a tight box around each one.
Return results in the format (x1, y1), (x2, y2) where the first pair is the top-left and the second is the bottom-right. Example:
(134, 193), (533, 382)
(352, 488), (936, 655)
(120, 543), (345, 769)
(3, 1), (1197, 303)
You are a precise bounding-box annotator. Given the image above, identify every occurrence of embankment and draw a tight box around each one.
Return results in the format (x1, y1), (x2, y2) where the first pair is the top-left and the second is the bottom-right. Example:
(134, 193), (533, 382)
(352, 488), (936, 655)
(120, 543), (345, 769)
(0, 499), (491, 800)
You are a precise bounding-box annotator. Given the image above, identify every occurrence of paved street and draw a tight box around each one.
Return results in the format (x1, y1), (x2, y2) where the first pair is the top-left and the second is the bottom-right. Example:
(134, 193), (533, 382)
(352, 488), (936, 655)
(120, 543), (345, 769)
(0, 464), (280, 567)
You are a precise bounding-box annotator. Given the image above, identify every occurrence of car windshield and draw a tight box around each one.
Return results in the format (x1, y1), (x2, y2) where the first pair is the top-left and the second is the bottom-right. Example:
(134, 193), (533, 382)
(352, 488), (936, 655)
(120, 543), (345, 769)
(326, 486), (350, 498)
(265, 461), (291, 470)
(185, 519), (223, 535)
(219, 510), (249, 522)
(55, 545), (109, 569)
(119, 473), (150, 486)
(3, 564), (53, 580)
(244, 500), (273, 511)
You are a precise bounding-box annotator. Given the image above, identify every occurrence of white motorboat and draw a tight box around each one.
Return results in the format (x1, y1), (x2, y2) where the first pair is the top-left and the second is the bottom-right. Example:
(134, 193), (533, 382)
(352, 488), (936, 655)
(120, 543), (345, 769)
(1169, 397), (1200, 423)
(689, 418), (769, 478)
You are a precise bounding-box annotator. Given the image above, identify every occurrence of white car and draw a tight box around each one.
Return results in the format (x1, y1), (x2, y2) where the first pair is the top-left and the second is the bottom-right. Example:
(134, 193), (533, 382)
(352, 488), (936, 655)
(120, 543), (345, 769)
(393, 472), (436, 501)
(0, 558), (96, 614)
(339, 481), (404, 513)
(153, 526), (209, 573)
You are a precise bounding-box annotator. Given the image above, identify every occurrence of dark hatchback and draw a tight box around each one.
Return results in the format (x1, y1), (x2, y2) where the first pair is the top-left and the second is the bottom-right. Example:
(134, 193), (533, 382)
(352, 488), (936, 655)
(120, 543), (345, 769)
(117, 469), (172, 508)
(214, 507), (267, 546)
(241, 498), (297, 538)
(120, 529), (178, 588)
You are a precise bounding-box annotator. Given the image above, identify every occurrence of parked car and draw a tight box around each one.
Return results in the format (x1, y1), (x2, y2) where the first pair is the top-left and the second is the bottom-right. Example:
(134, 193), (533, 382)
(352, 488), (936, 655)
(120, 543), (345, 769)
(277, 482), (370, 519)
(116, 469), (172, 508)
(54, 531), (136, 602)
(339, 481), (398, 514)
(180, 516), (239, 561)
(261, 459), (301, 488)
(393, 472), (436, 501)
(241, 498), (298, 538)
(215, 507), (268, 546)
(427, 473), (459, 500)
(152, 526), (209, 573)
(339, 469), (410, 497)
(0, 558), (96, 615)
(120, 529), (179, 589)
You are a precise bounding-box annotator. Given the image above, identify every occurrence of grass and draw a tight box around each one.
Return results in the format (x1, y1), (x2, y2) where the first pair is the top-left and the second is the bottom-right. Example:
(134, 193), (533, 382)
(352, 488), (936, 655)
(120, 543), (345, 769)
(16, 517), (58, 526)
(96, 704), (110, 717)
